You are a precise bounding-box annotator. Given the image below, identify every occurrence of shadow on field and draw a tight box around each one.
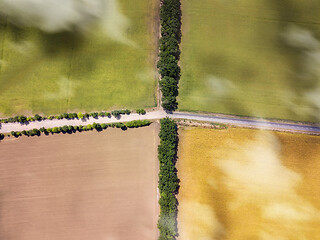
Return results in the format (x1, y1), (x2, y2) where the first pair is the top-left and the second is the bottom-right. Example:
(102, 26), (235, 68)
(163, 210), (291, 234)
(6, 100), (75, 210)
(39, 30), (84, 56)
(0, 14), (120, 95)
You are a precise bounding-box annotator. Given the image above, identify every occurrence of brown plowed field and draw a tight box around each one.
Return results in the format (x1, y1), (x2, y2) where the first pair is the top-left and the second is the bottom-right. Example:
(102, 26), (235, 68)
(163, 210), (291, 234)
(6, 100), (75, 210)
(0, 124), (159, 240)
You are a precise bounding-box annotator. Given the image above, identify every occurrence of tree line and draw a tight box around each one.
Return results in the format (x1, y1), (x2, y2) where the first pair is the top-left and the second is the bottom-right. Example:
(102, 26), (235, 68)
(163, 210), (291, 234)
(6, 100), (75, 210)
(2, 120), (151, 140)
(0, 109), (147, 124)
(158, 0), (182, 111)
(158, 118), (179, 240)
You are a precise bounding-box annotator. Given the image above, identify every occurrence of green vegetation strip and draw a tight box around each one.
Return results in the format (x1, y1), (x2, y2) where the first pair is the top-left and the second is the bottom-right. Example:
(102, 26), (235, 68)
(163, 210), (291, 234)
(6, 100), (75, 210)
(0, 109), (143, 123)
(158, 118), (179, 239)
(158, 0), (181, 111)
(0, 120), (151, 140)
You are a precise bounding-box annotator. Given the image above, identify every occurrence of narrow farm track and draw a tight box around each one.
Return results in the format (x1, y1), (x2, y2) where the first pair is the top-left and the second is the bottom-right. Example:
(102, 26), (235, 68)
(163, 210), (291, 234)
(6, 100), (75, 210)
(0, 111), (319, 134)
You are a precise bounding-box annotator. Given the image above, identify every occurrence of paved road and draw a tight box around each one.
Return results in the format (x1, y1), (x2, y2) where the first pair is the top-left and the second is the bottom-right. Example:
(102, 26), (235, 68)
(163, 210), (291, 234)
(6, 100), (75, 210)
(0, 110), (319, 134)
(169, 112), (320, 134)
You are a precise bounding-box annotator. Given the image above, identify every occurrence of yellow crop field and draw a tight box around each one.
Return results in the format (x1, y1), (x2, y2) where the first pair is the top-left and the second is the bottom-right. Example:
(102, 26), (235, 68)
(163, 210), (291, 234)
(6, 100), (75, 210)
(177, 127), (320, 240)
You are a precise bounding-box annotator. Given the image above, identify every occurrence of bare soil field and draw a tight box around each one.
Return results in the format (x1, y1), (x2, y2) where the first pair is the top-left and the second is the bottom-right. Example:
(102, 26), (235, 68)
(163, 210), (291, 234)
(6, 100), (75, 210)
(0, 124), (159, 240)
(177, 127), (320, 240)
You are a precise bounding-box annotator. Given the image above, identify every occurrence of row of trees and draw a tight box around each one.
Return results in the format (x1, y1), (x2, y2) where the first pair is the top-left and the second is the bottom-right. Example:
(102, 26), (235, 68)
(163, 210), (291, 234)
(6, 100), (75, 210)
(0, 109), (146, 124)
(158, 0), (182, 111)
(158, 118), (179, 240)
(5, 120), (152, 139)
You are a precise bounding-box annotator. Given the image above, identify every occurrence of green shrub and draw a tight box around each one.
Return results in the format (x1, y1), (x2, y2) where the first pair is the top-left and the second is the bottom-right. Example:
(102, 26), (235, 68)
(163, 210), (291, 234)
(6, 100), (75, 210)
(111, 110), (121, 117)
(86, 124), (93, 130)
(34, 114), (42, 121)
(18, 115), (27, 123)
(77, 112), (84, 119)
(90, 112), (99, 118)
(27, 117), (35, 122)
(52, 127), (60, 133)
(136, 109), (146, 115)
(126, 120), (151, 128)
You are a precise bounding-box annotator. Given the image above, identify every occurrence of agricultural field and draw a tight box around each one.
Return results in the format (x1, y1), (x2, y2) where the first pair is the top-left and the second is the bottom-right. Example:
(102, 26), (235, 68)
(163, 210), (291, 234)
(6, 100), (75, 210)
(178, 0), (320, 122)
(0, 0), (158, 117)
(177, 127), (320, 240)
(0, 125), (159, 240)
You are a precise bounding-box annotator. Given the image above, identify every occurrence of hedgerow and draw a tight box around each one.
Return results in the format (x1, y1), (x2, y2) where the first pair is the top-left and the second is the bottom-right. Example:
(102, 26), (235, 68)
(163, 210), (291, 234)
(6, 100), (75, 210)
(3, 120), (152, 140)
(158, 0), (182, 111)
(158, 118), (179, 239)
(0, 109), (129, 124)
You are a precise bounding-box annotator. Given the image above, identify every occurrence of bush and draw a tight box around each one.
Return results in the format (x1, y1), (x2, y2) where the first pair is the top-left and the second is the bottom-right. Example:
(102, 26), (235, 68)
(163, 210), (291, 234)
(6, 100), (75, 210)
(27, 117), (35, 122)
(111, 110), (121, 117)
(68, 113), (77, 119)
(90, 112), (99, 118)
(27, 128), (40, 136)
(77, 112), (84, 119)
(136, 109), (146, 115)
(18, 115), (27, 123)
(86, 124), (93, 130)
(112, 109), (131, 117)
(125, 120), (151, 128)
(52, 127), (60, 133)
(34, 114), (42, 121)
(115, 122), (125, 129)
(60, 125), (69, 133)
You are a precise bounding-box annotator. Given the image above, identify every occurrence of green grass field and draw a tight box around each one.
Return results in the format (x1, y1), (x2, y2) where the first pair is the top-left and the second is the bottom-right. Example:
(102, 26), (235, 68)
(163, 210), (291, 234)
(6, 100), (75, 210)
(0, 0), (158, 117)
(179, 0), (320, 122)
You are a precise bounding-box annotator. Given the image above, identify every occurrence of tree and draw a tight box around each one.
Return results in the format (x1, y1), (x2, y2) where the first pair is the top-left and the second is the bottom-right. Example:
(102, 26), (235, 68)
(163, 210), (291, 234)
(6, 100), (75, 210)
(18, 115), (27, 123)
(136, 109), (146, 115)
(52, 127), (59, 133)
(34, 114), (42, 121)
(61, 125), (69, 132)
